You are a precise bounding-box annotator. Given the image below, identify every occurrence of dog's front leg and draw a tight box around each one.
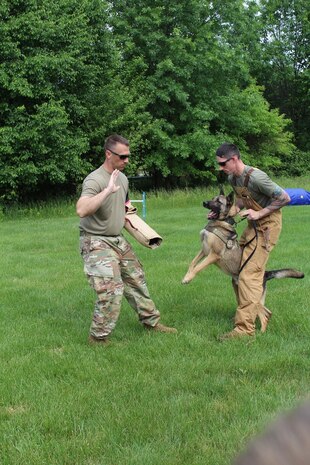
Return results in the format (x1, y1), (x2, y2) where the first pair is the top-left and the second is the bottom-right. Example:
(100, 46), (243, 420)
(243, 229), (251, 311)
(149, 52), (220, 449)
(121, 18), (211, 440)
(182, 250), (205, 284)
(182, 252), (219, 284)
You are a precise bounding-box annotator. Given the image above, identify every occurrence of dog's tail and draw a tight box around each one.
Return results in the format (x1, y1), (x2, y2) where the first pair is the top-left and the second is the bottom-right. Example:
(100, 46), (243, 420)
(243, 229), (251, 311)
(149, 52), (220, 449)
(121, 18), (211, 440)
(264, 268), (304, 282)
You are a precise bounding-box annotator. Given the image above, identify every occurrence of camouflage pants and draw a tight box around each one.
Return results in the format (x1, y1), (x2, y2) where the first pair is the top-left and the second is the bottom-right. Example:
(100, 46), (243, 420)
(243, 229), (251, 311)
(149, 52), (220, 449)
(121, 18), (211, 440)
(80, 234), (160, 338)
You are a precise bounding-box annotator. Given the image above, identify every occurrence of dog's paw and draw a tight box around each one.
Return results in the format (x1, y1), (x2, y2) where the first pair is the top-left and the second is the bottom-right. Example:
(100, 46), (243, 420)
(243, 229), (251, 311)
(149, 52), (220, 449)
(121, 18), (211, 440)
(181, 275), (192, 284)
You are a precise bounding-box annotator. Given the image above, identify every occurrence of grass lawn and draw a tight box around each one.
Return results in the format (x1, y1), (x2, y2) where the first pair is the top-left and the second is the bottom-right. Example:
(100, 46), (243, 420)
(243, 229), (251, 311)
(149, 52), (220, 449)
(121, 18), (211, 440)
(0, 182), (309, 465)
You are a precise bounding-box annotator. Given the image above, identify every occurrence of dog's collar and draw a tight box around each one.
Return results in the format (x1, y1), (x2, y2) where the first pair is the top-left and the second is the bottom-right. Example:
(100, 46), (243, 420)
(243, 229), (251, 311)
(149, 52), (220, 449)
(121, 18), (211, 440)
(222, 217), (236, 226)
(207, 218), (236, 231)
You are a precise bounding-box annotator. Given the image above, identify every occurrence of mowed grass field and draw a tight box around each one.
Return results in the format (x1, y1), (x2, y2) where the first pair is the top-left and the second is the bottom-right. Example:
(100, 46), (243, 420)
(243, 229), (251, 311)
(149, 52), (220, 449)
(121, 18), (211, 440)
(1, 181), (309, 465)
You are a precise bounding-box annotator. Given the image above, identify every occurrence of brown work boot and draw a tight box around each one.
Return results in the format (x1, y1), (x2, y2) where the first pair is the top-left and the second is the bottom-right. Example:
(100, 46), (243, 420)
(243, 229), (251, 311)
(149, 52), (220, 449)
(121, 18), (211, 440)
(88, 335), (110, 345)
(218, 329), (253, 342)
(257, 308), (272, 333)
(144, 323), (177, 334)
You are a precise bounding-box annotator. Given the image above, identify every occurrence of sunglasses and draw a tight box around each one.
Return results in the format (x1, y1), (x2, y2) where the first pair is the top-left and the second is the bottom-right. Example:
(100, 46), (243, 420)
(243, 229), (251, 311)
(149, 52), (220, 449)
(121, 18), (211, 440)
(109, 149), (130, 160)
(217, 158), (233, 167)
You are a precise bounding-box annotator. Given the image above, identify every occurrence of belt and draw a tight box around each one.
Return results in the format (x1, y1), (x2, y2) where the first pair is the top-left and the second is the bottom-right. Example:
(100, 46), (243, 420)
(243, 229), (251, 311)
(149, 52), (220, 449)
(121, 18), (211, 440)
(79, 231), (120, 238)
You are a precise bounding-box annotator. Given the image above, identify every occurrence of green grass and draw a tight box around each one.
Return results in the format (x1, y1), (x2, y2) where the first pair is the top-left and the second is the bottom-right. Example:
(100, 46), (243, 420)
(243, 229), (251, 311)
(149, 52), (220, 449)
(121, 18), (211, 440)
(1, 184), (309, 465)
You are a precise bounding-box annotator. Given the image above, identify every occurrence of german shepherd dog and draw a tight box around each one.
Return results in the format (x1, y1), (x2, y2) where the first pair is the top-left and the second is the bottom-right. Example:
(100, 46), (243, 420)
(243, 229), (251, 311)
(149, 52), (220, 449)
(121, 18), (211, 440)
(182, 189), (304, 331)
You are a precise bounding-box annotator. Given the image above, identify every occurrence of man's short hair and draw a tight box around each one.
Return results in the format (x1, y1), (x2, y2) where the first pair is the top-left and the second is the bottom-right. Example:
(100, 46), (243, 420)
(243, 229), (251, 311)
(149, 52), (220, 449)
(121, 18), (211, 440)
(216, 143), (240, 160)
(104, 134), (129, 152)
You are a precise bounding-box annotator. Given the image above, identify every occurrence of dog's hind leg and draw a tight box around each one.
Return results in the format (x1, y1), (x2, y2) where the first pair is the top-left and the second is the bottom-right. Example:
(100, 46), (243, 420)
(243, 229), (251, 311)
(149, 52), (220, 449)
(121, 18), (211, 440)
(257, 268), (304, 332)
(257, 307), (272, 333)
(182, 252), (219, 284)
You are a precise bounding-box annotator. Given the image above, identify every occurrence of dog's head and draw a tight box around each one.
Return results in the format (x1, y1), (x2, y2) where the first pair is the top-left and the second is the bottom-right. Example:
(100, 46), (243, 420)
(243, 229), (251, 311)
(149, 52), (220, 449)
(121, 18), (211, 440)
(203, 188), (236, 220)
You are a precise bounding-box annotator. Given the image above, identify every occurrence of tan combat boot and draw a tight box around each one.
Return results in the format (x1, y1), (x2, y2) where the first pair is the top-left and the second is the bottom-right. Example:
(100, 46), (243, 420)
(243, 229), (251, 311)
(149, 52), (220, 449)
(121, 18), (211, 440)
(144, 323), (177, 334)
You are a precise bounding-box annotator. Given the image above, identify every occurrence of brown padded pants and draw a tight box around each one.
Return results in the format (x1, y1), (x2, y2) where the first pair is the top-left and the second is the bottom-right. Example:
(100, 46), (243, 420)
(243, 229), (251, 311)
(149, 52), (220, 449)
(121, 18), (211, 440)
(234, 211), (282, 335)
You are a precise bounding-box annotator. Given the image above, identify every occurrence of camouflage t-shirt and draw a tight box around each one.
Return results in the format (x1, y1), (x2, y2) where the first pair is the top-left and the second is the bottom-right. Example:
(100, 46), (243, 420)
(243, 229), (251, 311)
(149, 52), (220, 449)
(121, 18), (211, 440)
(228, 165), (285, 208)
(79, 166), (128, 236)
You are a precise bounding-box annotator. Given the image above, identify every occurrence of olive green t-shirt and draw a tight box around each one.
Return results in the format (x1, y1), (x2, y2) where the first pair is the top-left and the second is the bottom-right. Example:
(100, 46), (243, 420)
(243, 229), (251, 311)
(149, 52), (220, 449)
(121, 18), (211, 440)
(228, 166), (285, 208)
(79, 166), (128, 236)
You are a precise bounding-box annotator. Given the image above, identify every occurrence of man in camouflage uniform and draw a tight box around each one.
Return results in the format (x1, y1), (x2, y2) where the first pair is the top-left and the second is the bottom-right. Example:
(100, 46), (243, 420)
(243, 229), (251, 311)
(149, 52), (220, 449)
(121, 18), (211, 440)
(76, 134), (177, 344)
(215, 143), (291, 340)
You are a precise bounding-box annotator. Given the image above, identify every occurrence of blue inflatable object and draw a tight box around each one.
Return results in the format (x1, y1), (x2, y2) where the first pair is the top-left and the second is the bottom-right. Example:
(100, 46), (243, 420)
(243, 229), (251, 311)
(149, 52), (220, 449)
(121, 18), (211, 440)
(285, 188), (310, 206)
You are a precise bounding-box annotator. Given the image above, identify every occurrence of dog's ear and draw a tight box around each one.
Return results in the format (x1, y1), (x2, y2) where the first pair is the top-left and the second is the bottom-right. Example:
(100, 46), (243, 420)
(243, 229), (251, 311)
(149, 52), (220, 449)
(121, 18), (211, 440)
(219, 185), (225, 196)
(227, 191), (235, 205)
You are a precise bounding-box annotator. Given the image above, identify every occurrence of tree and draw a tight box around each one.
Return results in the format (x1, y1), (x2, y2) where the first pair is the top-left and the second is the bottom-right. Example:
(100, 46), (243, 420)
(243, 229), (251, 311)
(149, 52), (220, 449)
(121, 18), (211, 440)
(110, 0), (295, 187)
(0, 0), (301, 200)
(0, 0), (123, 201)
(246, 0), (310, 151)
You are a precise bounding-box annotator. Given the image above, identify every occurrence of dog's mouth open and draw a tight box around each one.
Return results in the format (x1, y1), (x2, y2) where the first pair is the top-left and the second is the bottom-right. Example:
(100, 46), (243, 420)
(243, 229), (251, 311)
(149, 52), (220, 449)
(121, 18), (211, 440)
(203, 200), (221, 219)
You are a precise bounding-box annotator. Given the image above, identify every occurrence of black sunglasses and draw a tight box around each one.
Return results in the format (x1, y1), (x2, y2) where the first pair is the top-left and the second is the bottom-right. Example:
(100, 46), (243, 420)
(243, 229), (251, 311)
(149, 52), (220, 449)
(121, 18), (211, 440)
(217, 158), (232, 167)
(109, 149), (130, 160)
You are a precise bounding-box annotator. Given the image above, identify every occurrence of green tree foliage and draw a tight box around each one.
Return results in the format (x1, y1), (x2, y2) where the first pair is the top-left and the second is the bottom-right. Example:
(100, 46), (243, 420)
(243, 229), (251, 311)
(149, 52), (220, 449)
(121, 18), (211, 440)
(0, 0), (305, 200)
(246, 0), (310, 151)
(0, 0), (124, 201)
(110, 0), (295, 187)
